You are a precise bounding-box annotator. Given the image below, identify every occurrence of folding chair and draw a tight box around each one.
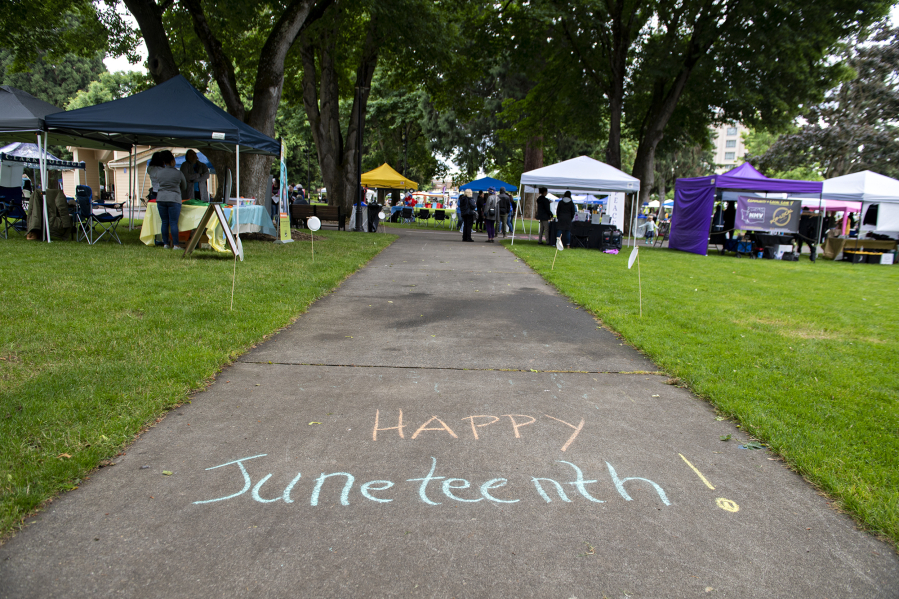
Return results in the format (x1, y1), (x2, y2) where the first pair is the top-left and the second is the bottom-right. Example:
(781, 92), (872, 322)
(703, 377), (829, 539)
(83, 185), (123, 244)
(432, 209), (447, 228)
(653, 222), (670, 248)
(417, 208), (431, 226)
(0, 186), (27, 238)
(71, 191), (95, 243)
(402, 207), (414, 223)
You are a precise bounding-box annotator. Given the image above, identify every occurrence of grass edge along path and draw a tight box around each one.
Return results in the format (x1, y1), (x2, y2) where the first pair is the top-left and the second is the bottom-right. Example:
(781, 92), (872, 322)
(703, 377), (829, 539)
(504, 239), (899, 549)
(0, 228), (396, 539)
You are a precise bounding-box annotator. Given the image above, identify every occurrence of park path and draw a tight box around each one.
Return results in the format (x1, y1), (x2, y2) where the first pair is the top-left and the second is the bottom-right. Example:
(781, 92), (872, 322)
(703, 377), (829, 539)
(1, 227), (897, 599)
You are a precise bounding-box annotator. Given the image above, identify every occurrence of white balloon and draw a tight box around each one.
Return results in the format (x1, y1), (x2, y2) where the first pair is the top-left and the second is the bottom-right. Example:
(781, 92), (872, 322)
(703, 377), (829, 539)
(378, 211), (386, 221)
(307, 216), (322, 232)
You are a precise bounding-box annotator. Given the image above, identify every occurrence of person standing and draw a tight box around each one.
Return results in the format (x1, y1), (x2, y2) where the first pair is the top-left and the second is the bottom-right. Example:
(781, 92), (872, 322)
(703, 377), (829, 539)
(644, 214), (657, 244)
(156, 150), (188, 250)
(460, 189), (475, 242)
(484, 187), (499, 242)
(536, 187), (552, 245)
(180, 150), (210, 201)
(555, 191), (576, 249)
(146, 151), (165, 201)
(475, 191), (486, 232)
(497, 187), (512, 237)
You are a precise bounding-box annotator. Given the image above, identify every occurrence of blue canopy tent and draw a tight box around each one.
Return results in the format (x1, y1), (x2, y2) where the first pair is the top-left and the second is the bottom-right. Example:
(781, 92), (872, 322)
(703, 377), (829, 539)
(44, 75), (279, 230)
(459, 176), (518, 192)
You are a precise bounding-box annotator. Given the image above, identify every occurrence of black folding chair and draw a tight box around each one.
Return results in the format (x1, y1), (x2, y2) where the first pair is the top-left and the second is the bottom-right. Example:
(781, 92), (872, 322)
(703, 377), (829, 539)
(0, 186), (27, 238)
(433, 209), (447, 228)
(402, 207), (414, 223)
(417, 208), (431, 226)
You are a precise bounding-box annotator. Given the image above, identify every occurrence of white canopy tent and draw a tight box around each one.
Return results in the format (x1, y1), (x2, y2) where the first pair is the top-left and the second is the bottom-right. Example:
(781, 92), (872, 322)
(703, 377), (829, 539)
(513, 156), (640, 245)
(822, 171), (899, 233)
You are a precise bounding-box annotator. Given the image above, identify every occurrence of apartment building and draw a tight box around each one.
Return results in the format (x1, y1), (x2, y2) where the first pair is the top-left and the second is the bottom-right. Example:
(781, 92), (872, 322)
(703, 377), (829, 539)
(711, 123), (748, 173)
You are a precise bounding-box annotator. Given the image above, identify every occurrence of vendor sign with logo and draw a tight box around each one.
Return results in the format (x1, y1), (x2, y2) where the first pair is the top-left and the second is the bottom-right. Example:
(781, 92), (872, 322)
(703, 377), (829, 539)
(735, 196), (800, 232)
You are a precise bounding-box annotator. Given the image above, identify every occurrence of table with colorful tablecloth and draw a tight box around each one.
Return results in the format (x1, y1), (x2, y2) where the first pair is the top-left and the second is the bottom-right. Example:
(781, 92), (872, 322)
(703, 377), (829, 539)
(139, 203), (277, 252)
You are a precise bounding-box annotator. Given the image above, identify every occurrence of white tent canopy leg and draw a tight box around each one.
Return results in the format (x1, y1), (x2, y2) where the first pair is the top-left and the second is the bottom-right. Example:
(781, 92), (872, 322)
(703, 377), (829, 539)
(37, 133), (51, 243)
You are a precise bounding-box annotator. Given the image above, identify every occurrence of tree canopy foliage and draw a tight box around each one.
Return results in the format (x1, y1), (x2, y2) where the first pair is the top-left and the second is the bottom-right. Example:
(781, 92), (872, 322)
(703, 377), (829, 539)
(0, 50), (106, 108)
(748, 23), (899, 180)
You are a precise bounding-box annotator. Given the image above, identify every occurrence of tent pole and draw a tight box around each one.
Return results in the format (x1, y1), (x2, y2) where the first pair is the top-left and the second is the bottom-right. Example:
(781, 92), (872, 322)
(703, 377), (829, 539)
(528, 181), (535, 238)
(814, 193), (824, 262)
(39, 133), (51, 243)
(128, 145), (134, 229)
(630, 193), (637, 247)
(139, 155), (149, 230)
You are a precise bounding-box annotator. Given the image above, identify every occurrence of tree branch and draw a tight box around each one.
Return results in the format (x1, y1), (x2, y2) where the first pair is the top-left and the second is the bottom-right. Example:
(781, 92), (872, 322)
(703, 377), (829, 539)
(180, 0), (245, 119)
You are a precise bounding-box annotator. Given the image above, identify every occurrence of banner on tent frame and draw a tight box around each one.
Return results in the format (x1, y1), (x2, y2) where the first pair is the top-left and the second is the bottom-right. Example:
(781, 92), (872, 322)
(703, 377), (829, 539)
(277, 141), (293, 243)
(735, 196), (800, 232)
(607, 192), (624, 231)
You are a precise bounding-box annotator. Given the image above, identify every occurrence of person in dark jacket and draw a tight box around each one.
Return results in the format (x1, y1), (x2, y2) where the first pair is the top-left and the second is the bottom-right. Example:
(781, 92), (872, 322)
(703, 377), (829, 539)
(555, 191), (576, 249)
(459, 189), (475, 241)
(484, 188), (499, 242)
(475, 191), (486, 231)
(497, 187), (512, 237)
(535, 187), (553, 245)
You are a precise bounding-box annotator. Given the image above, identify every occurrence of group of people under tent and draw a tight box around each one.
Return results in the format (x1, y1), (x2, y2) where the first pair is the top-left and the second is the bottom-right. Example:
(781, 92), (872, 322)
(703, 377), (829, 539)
(709, 200), (860, 261)
(145, 149), (209, 250)
(455, 186), (580, 247)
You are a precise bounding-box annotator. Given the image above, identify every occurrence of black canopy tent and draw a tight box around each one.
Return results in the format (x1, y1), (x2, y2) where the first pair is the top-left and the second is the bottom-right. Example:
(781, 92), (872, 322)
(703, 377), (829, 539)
(44, 75), (279, 229)
(0, 86), (129, 242)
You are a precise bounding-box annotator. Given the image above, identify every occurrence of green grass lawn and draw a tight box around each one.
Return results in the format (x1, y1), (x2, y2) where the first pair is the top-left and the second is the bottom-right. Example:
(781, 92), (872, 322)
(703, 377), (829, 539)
(0, 225), (395, 537)
(504, 239), (899, 546)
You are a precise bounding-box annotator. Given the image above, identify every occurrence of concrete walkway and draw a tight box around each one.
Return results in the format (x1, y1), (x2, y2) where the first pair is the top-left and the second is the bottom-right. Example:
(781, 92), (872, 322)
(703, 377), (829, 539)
(2, 227), (897, 598)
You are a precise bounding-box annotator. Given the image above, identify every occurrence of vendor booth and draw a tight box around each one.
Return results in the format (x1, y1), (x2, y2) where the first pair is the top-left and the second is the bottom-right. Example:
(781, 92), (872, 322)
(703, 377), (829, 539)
(360, 163), (418, 191)
(670, 163), (823, 256)
(0, 143), (86, 239)
(515, 156), (638, 247)
(0, 85), (126, 242)
(820, 171), (899, 262)
(41, 76), (279, 253)
(459, 176), (517, 192)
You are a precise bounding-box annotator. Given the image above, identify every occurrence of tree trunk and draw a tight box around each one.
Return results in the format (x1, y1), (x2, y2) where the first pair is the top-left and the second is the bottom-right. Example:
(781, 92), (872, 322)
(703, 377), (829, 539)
(183, 0), (328, 210)
(521, 134), (543, 219)
(122, 0), (179, 84)
(300, 14), (379, 215)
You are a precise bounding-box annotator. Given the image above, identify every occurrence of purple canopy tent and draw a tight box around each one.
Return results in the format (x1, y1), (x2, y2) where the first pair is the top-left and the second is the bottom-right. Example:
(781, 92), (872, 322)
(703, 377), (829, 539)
(669, 164), (823, 255)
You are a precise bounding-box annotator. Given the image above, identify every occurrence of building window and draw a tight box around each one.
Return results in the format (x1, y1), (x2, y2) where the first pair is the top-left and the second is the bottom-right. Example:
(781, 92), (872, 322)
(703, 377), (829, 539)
(726, 127), (738, 136)
(725, 152), (735, 160)
(725, 140), (736, 148)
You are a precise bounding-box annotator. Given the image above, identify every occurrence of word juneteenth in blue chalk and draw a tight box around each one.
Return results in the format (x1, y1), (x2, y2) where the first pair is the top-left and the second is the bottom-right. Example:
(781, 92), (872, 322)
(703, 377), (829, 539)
(192, 456), (671, 507)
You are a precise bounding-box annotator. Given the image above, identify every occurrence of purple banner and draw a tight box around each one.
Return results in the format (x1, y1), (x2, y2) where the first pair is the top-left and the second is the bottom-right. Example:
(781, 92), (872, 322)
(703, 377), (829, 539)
(735, 196), (800, 232)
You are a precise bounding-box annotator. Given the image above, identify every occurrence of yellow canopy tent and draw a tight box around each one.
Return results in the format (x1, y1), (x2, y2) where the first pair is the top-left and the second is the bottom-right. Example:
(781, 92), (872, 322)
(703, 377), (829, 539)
(360, 163), (418, 190)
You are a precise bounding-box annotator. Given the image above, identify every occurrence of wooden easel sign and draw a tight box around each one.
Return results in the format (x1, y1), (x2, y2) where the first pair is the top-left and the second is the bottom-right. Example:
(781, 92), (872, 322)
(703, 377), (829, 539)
(183, 203), (243, 260)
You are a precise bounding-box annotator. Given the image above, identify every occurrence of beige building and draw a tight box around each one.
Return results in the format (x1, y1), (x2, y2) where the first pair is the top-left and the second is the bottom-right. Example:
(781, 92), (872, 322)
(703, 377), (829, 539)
(61, 146), (217, 203)
(711, 123), (748, 173)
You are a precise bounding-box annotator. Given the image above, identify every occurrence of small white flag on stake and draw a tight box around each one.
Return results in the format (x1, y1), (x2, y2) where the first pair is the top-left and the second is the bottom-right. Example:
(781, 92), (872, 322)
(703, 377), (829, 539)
(628, 246), (642, 317)
(552, 236), (564, 270)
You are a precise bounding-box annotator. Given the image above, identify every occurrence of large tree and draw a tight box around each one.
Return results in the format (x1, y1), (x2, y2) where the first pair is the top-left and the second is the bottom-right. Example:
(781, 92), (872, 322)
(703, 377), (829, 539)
(293, 0), (450, 212)
(120, 0), (334, 205)
(749, 23), (899, 180)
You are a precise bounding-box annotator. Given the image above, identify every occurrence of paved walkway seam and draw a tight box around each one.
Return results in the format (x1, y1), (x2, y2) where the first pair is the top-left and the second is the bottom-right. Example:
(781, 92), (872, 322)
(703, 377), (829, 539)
(241, 360), (666, 375)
